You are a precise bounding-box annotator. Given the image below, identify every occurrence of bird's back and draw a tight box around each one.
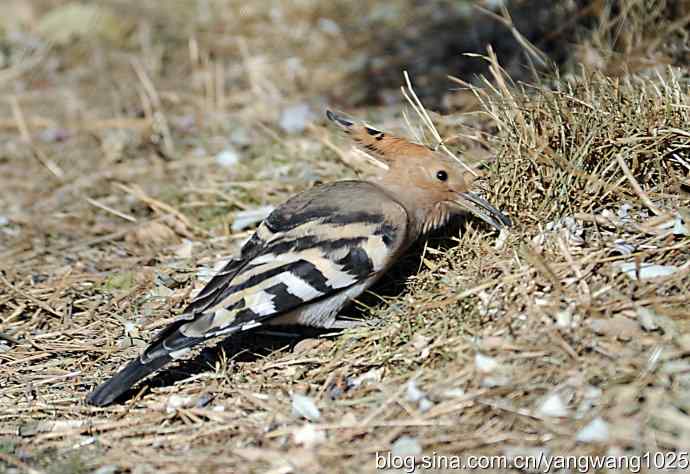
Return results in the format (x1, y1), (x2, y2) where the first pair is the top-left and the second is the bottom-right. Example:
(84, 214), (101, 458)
(173, 180), (409, 338)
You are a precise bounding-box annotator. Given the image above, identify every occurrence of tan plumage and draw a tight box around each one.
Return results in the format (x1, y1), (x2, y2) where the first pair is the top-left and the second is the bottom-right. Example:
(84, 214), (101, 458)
(86, 110), (510, 406)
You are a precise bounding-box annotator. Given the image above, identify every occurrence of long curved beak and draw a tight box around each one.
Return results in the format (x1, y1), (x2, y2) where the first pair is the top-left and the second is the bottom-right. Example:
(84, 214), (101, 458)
(454, 192), (512, 230)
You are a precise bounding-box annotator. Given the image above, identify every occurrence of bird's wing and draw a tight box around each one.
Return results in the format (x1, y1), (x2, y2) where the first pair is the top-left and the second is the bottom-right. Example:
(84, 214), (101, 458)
(144, 181), (409, 359)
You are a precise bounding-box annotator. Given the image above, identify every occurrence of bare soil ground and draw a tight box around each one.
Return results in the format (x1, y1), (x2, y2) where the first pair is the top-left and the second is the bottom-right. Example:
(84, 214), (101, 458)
(1, 1), (689, 473)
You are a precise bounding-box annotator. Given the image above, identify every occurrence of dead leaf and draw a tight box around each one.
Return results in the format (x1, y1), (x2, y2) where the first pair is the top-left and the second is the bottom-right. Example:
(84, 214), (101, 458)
(126, 221), (180, 250)
(588, 316), (641, 339)
(293, 338), (328, 355)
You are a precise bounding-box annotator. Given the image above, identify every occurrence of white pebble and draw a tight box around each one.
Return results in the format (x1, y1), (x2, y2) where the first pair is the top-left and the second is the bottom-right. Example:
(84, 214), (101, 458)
(165, 394), (193, 413)
(442, 388), (466, 398)
(291, 393), (320, 421)
(124, 322), (139, 338)
(618, 262), (679, 280)
(406, 379), (434, 413)
(391, 436), (422, 457)
(637, 307), (658, 331)
(536, 393), (569, 418)
(672, 215), (689, 236)
(406, 380), (425, 403)
(576, 417), (609, 443)
(475, 353), (499, 373)
(231, 206), (274, 232)
(613, 239), (635, 255)
(351, 367), (384, 388)
(279, 103), (313, 134)
(555, 310), (572, 329)
(215, 147), (240, 168)
(317, 18), (340, 35)
(93, 465), (119, 474)
(418, 398), (434, 412)
(494, 228), (509, 249)
(292, 423), (326, 447)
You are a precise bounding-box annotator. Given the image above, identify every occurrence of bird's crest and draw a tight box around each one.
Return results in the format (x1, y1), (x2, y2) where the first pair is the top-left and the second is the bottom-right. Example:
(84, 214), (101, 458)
(326, 110), (433, 165)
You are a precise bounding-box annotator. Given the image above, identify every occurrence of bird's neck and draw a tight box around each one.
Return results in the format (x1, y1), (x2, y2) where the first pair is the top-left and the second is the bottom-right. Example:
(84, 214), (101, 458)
(369, 177), (450, 238)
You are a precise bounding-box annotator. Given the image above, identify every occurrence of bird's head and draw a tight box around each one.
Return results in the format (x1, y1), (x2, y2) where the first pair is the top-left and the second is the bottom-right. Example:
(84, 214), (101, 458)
(326, 109), (511, 234)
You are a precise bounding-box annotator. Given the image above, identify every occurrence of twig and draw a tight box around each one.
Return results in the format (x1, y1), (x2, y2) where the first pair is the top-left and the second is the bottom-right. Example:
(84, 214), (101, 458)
(401, 71), (477, 176)
(615, 153), (665, 216)
(474, 4), (549, 67)
(85, 197), (138, 223)
(115, 183), (192, 229)
(10, 96), (31, 143)
(0, 275), (62, 319)
(31, 147), (65, 180)
(401, 109), (425, 144)
(4, 229), (131, 267)
(131, 58), (175, 157)
(485, 46), (529, 136)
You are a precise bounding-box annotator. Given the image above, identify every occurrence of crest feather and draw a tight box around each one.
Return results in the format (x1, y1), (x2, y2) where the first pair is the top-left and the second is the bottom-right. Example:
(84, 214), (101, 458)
(326, 110), (432, 164)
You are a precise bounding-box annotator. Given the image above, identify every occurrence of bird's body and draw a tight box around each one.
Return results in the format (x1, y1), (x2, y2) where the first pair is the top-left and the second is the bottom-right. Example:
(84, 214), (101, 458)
(86, 111), (510, 406)
(161, 180), (410, 339)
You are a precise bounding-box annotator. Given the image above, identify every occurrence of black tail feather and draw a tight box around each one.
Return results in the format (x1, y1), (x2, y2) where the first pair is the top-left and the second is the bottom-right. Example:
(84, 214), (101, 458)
(86, 354), (173, 406)
(86, 317), (206, 406)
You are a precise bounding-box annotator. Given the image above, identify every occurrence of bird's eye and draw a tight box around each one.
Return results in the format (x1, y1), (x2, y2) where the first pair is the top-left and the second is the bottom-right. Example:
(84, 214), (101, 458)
(436, 170), (448, 181)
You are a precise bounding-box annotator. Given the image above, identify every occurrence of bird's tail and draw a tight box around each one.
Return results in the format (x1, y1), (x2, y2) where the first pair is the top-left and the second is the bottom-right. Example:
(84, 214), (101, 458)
(86, 321), (204, 406)
(85, 353), (173, 406)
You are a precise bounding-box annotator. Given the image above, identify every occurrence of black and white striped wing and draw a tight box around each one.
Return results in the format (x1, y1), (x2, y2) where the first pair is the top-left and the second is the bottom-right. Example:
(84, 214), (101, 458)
(169, 181), (408, 342)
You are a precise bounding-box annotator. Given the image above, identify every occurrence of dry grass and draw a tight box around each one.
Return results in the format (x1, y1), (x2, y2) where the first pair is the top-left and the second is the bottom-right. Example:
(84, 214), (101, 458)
(1, 1), (690, 473)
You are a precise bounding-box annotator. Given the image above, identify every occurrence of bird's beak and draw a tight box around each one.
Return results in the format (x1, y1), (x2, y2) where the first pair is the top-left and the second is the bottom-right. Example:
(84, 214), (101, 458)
(454, 192), (512, 230)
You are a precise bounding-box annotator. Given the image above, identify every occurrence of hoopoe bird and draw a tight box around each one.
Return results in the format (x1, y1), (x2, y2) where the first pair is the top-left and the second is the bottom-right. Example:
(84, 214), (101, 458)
(86, 110), (511, 406)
